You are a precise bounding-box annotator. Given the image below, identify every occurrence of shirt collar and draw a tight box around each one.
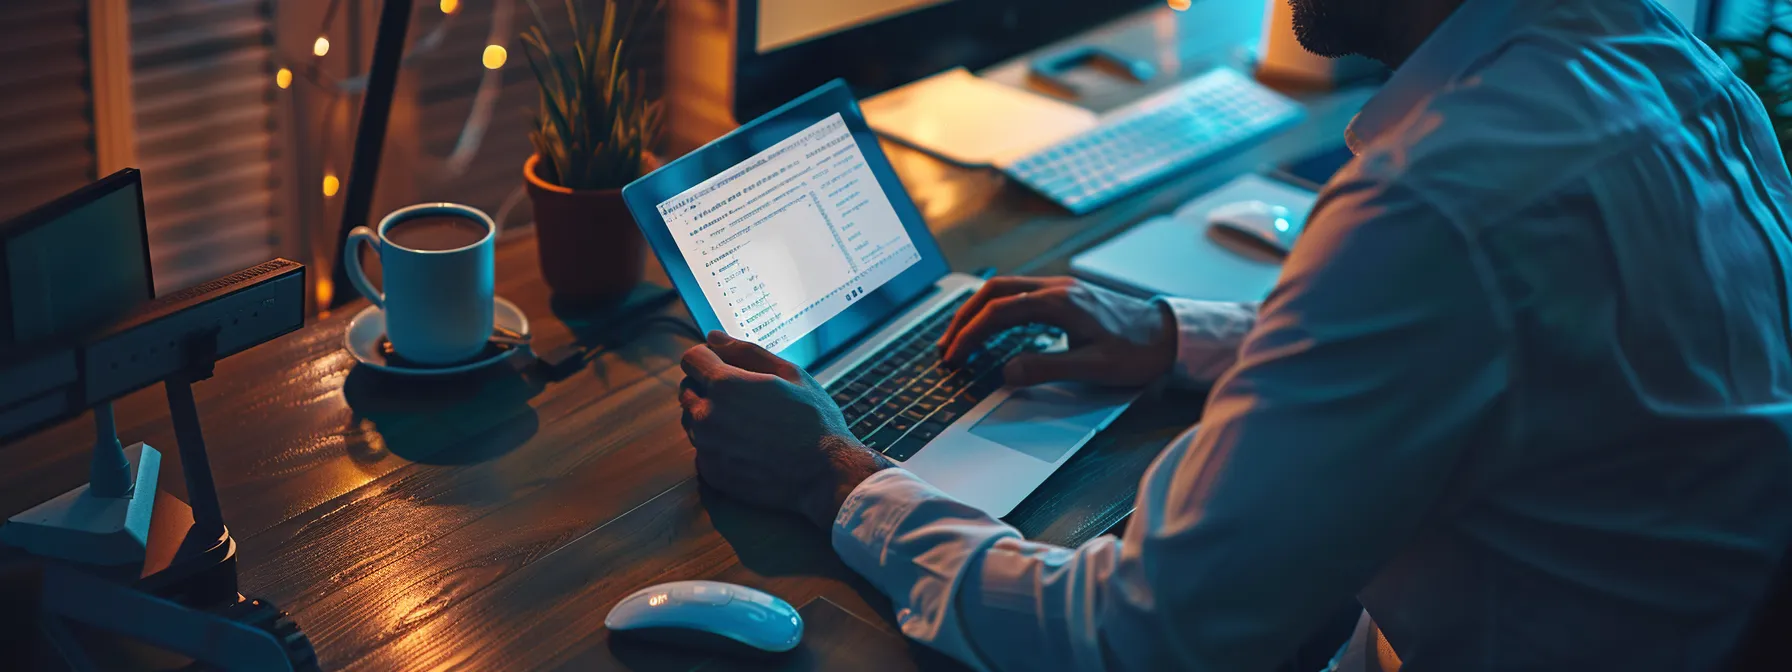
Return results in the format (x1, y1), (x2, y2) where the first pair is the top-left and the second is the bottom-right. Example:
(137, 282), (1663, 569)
(1345, 0), (1541, 153)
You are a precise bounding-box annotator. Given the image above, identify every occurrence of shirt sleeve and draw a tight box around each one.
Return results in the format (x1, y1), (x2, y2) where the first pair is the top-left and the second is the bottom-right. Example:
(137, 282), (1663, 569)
(830, 177), (1512, 671)
(1154, 297), (1260, 388)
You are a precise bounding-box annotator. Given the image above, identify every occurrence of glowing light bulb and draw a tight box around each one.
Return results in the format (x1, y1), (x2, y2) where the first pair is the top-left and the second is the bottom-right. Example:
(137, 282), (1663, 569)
(313, 36), (331, 57)
(322, 173), (340, 197)
(440, 0), (459, 13)
(275, 67), (292, 89)
(1167, 0), (1191, 10)
(482, 45), (508, 70)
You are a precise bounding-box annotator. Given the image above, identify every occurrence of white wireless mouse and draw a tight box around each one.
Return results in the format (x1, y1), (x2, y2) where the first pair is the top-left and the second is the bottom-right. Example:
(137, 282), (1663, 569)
(605, 580), (803, 656)
(1207, 200), (1300, 259)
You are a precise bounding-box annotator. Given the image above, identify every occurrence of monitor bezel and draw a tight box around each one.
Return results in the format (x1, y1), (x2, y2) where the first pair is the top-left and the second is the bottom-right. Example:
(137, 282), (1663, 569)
(732, 0), (1159, 122)
(623, 79), (951, 371)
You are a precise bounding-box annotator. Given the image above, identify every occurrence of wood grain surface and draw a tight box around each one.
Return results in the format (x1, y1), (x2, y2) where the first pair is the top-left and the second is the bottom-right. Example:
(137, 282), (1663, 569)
(0, 60), (1369, 672)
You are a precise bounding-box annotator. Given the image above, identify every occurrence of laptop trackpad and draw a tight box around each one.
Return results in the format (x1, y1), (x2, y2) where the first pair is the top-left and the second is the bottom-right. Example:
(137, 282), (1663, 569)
(968, 384), (1111, 463)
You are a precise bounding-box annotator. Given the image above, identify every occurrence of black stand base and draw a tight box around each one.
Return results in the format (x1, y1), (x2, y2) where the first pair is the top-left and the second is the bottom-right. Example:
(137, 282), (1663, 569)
(137, 490), (237, 608)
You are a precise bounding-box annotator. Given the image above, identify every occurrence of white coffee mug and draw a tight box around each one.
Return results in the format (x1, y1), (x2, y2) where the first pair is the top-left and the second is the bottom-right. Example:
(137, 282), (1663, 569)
(344, 203), (496, 366)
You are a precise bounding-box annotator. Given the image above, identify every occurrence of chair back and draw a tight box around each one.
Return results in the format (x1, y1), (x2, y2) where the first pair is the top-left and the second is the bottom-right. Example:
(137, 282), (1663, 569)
(1728, 543), (1792, 670)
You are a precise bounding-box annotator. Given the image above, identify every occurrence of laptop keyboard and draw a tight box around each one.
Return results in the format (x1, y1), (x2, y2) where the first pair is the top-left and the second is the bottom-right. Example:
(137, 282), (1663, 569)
(825, 293), (1058, 462)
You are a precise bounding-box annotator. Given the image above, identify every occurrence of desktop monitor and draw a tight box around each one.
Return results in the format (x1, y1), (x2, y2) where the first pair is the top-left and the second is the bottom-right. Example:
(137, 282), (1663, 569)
(0, 169), (155, 440)
(732, 0), (1159, 121)
(732, 0), (1724, 122)
(0, 169), (306, 442)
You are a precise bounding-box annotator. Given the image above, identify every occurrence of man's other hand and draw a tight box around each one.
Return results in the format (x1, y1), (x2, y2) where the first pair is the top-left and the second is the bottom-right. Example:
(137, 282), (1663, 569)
(939, 276), (1178, 387)
(680, 331), (894, 529)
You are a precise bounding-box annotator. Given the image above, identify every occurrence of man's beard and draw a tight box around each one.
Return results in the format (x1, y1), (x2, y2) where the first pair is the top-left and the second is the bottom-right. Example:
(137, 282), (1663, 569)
(1288, 0), (1380, 59)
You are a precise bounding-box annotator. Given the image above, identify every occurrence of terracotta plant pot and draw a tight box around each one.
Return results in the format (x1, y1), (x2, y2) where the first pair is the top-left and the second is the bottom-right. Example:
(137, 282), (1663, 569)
(523, 153), (649, 305)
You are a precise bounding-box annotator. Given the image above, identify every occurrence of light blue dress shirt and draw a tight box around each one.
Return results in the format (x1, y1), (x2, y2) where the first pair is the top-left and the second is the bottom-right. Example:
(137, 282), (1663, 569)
(830, 0), (1792, 669)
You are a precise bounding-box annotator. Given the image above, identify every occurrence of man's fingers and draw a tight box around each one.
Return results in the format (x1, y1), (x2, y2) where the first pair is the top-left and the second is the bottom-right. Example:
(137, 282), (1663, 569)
(706, 331), (797, 379)
(679, 344), (735, 388)
(940, 277), (1045, 350)
(943, 292), (1058, 363)
(1003, 348), (1111, 387)
(678, 379), (705, 410)
(679, 379), (711, 440)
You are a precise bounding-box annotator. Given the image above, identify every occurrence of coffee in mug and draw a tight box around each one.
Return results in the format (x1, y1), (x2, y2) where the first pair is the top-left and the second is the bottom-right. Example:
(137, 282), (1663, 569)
(345, 203), (497, 366)
(384, 216), (489, 252)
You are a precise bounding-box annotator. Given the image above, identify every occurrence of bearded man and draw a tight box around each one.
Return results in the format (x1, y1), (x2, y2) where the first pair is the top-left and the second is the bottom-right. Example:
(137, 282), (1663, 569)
(676, 0), (1792, 668)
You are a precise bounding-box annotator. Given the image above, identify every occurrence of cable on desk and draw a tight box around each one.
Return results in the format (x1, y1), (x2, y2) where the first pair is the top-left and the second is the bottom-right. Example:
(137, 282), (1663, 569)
(535, 289), (705, 380)
(634, 314), (706, 341)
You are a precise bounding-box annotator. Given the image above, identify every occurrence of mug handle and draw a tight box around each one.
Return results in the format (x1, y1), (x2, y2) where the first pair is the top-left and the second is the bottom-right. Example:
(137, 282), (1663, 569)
(343, 226), (385, 310)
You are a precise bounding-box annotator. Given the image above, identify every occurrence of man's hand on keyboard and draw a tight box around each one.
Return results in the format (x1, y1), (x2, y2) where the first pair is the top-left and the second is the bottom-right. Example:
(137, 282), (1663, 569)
(939, 276), (1177, 388)
(680, 331), (895, 529)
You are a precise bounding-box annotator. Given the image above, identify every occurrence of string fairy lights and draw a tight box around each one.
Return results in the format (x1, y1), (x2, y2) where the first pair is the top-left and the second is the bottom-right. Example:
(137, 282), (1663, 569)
(275, 0), (516, 205)
(482, 44), (507, 69)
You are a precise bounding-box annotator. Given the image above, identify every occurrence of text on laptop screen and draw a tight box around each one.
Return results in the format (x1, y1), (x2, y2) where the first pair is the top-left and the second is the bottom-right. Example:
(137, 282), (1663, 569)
(658, 113), (921, 351)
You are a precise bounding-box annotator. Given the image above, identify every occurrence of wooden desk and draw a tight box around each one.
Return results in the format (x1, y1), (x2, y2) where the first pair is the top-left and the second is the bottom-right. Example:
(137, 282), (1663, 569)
(0, 85), (1370, 670)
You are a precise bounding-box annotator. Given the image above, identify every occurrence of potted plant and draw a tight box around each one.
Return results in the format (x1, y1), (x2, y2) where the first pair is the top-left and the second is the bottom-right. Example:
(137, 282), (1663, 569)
(1709, 0), (1790, 158)
(520, 0), (663, 304)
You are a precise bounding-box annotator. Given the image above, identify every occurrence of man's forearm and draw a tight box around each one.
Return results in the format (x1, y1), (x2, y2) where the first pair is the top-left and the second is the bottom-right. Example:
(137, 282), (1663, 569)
(820, 299), (1259, 669)
(829, 428), (1213, 672)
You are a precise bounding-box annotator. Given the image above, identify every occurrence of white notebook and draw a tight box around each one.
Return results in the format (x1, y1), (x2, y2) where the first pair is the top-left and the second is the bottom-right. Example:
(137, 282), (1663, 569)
(862, 68), (1099, 167)
(1070, 174), (1318, 302)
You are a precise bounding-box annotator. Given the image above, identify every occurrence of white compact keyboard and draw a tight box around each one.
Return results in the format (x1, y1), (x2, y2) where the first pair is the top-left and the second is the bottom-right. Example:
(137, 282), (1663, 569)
(1002, 68), (1305, 215)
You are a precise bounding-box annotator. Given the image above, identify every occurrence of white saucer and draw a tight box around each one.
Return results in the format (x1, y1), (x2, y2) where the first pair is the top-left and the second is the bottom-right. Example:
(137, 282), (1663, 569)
(344, 296), (530, 376)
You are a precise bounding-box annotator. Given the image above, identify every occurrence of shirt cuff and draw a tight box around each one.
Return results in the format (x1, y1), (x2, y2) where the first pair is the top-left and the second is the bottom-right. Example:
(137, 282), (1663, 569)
(832, 468), (1016, 671)
(1154, 296), (1258, 388)
(831, 468), (927, 568)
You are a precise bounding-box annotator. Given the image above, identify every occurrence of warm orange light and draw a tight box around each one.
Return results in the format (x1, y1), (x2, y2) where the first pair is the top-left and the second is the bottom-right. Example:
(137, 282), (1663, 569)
(316, 277), (334, 310)
(648, 594), (668, 607)
(440, 0), (459, 13)
(275, 67), (293, 89)
(313, 36), (331, 57)
(482, 45), (508, 70)
(322, 173), (341, 197)
(1167, 0), (1191, 10)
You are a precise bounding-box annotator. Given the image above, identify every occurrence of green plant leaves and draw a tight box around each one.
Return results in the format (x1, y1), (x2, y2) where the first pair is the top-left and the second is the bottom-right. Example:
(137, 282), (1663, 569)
(522, 0), (664, 191)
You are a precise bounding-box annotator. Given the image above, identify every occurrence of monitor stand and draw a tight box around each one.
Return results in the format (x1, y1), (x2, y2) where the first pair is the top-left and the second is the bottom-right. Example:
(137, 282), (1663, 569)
(0, 405), (239, 607)
(1, 404), (160, 567)
(0, 443), (159, 566)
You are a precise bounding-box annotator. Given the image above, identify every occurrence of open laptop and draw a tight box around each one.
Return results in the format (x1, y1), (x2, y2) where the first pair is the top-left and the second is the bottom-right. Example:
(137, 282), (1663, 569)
(623, 80), (1136, 516)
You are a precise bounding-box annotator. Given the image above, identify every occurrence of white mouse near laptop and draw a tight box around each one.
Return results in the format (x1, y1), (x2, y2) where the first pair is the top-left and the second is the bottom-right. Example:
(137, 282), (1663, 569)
(1207, 199), (1301, 259)
(605, 580), (803, 657)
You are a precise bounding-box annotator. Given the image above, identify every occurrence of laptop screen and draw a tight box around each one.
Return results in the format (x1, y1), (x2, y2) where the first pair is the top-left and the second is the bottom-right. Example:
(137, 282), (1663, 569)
(655, 112), (923, 351)
(623, 79), (950, 371)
